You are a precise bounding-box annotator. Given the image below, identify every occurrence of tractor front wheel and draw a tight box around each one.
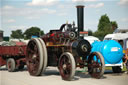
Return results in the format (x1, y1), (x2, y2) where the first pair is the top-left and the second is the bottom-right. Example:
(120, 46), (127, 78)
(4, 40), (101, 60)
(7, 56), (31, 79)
(59, 52), (76, 81)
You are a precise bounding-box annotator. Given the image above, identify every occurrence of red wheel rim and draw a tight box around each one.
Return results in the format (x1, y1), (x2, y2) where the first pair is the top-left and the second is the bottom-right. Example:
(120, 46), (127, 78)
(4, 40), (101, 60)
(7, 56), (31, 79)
(88, 53), (103, 78)
(59, 55), (72, 80)
(26, 40), (40, 75)
(8, 61), (11, 70)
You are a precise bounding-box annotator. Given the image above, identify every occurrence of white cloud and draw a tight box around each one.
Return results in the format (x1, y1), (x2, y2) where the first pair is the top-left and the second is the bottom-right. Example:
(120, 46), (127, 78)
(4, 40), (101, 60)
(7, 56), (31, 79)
(2, 6), (56, 19)
(9, 25), (29, 32)
(2, 5), (14, 10)
(58, 12), (67, 16)
(26, 16), (40, 20)
(87, 3), (104, 8)
(118, 0), (128, 5)
(121, 18), (128, 22)
(41, 8), (56, 14)
(27, 0), (58, 6)
(6, 19), (16, 23)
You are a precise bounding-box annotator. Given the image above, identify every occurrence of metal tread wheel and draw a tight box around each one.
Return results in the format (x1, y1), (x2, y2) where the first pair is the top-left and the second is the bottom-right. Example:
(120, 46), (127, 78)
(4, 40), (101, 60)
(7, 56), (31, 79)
(38, 38), (48, 75)
(59, 52), (76, 81)
(6, 58), (16, 72)
(26, 38), (47, 76)
(88, 52), (105, 79)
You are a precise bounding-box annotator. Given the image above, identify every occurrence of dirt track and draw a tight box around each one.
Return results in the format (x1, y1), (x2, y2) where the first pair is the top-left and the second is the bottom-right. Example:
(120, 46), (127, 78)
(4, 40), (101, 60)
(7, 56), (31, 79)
(0, 66), (128, 85)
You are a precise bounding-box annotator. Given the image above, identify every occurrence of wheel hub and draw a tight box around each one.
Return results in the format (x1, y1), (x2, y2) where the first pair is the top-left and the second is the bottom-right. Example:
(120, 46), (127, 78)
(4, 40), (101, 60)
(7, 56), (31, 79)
(32, 54), (37, 58)
(63, 64), (67, 70)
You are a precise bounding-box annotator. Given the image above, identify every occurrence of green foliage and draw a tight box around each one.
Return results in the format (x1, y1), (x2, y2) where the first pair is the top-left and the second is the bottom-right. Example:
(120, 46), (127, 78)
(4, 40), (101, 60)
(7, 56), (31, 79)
(11, 29), (24, 39)
(93, 14), (118, 40)
(24, 27), (44, 39)
(88, 29), (93, 36)
(98, 14), (111, 31)
(111, 21), (118, 30)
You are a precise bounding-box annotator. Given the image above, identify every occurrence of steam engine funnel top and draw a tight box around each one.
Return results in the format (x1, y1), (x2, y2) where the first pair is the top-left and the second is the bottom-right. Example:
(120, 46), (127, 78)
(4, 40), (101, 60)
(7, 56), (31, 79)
(76, 5), (84, 39)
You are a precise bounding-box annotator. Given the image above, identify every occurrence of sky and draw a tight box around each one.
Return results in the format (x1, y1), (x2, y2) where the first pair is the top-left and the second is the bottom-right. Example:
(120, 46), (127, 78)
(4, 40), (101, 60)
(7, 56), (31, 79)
(0, 0), (128, 36)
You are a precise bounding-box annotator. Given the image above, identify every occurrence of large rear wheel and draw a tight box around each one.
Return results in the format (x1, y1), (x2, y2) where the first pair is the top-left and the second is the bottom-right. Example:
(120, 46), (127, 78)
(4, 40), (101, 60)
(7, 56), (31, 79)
(26, 38), (47, 76)
(59, 52), (76, 81)
(88, 52), (105, 79)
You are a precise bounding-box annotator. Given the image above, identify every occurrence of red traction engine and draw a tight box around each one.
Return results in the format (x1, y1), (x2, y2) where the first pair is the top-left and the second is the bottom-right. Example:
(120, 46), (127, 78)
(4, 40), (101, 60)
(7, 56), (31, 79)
(26, 5), (105, 80)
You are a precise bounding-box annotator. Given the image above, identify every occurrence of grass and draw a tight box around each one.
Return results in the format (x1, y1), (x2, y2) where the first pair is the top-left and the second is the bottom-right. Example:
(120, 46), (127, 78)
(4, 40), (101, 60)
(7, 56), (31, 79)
(105, 66), (127, 72)
(76, 66), (127, 73)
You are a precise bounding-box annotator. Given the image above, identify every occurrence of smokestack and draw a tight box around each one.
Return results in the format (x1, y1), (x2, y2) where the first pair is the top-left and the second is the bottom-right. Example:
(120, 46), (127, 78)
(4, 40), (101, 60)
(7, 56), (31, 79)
(76, 5), (84, 39)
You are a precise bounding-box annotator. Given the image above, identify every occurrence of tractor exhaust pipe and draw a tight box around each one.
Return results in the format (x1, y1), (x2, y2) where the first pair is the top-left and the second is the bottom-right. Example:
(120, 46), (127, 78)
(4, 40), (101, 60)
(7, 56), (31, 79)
(76, 5), (84, 39)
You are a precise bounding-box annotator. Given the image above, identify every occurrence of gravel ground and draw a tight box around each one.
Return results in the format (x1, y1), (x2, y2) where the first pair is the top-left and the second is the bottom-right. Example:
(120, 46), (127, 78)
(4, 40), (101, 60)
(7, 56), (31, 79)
(0, 66), (128, 85)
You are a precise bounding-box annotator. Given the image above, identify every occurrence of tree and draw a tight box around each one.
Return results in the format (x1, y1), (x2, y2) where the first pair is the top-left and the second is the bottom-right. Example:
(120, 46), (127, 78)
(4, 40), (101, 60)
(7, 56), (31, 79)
(98, 14), (111, 31)
(88, 29), (93, 36)
(24, 27), (44, 39)
(93, 14), (118, 40)
(11, 29), (24, 39)
(111, 21), (118, 30)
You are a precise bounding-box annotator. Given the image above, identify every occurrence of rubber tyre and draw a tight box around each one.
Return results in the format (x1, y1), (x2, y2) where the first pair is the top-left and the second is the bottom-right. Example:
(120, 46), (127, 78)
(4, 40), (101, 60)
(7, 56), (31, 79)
(6, 58), (16, 72)
(59, 52), (76, 81)
(26, 38), (44, 76)
(38, 38), (48, 75)
(88, 52), (105, 79)
(112, 66), (122, 73)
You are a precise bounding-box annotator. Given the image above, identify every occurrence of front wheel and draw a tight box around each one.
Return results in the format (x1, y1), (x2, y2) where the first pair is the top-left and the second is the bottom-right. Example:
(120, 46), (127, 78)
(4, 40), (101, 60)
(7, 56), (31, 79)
(59, 52), (76, 81)
(88, 52), (105, 79)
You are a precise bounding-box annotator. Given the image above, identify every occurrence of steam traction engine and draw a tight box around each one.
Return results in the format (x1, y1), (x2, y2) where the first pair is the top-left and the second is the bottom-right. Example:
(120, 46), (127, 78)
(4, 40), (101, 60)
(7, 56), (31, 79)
(26, 5), (105, 80)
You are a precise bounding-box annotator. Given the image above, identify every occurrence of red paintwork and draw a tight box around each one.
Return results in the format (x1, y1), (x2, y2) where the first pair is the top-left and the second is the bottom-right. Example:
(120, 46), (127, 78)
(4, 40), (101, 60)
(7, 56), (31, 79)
(0, 44), (27, 67)
(0, 56), (6, 66)
(0, 46), (26, 56)
(79, 31), (88, 34)
(16, 58), (26, 67)
(14, 42), (26, 46)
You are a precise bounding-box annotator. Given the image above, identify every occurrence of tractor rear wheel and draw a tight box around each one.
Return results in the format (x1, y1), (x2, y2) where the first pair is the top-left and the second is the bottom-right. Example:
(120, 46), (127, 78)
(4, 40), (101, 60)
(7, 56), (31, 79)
(6, 58), (16, 72)
(59, 52), (76, 81)
(88, 52), (105, 79)
(26, 38), (47, 76)
(38, 38), (48, 75)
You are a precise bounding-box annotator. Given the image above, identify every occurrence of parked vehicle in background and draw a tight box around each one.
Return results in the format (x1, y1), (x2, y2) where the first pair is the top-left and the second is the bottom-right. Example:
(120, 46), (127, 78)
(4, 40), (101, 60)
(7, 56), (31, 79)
(0, 41), (27, 72)
(113, 29), (128, 33)
(84, 36), (100, 44)
(84, 34), (126, 73)
(104, 33), (128, 72)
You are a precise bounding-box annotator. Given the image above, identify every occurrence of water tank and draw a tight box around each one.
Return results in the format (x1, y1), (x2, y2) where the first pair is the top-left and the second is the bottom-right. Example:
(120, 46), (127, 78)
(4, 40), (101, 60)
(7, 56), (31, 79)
(91, 40), (123, 64)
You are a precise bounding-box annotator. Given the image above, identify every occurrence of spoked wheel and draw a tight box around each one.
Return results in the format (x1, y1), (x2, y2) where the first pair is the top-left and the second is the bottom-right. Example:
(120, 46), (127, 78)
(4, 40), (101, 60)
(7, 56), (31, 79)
(6, 58), (16, 72)
(26, 38), (47, 76)
(88, 52), (105, 79)
(59, 52), (76, 81)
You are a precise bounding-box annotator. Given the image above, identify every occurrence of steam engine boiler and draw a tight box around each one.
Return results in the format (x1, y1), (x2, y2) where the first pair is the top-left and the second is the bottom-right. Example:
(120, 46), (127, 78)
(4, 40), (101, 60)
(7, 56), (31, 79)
(26, 5), (105, 81)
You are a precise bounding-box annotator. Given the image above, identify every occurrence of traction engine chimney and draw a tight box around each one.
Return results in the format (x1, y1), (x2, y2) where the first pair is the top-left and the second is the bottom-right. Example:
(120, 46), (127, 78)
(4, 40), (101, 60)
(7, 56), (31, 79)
(76, 5), (84, 39)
